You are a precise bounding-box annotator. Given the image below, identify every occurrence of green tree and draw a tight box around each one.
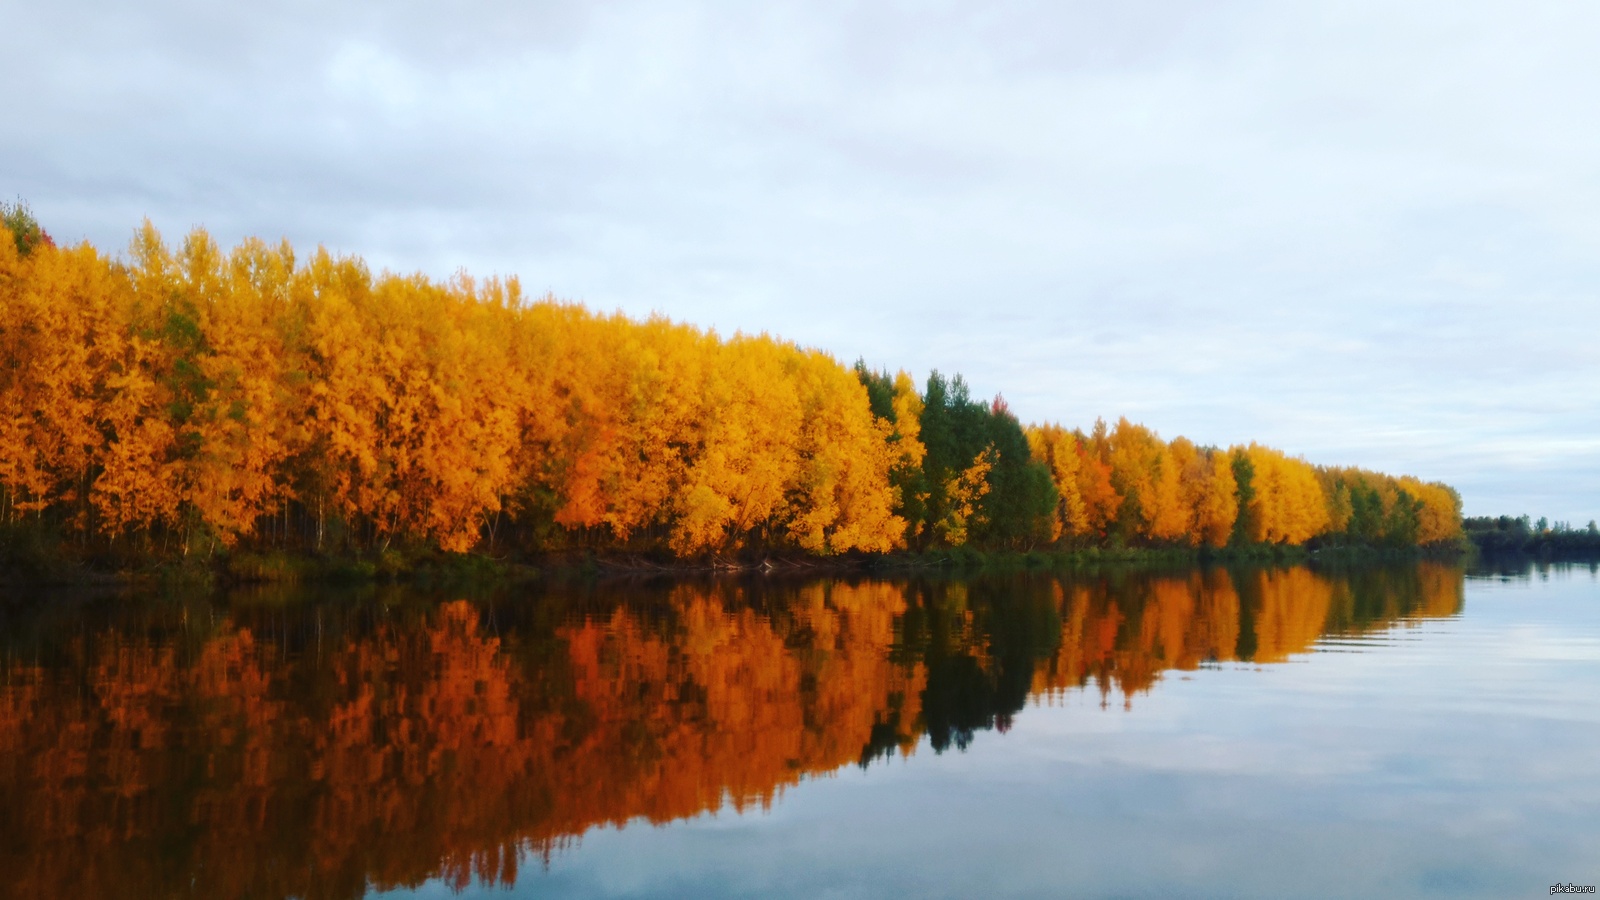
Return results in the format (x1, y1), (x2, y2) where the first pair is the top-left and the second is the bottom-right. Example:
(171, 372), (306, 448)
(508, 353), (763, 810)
(1229, 448), (1256, 547)
(970, 396), (1056, 549)
(852, 360), (896, 422)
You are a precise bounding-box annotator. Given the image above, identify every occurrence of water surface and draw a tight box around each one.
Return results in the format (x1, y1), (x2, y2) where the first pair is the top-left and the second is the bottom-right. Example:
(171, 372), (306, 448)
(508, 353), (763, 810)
(1, 562), (1595, 898)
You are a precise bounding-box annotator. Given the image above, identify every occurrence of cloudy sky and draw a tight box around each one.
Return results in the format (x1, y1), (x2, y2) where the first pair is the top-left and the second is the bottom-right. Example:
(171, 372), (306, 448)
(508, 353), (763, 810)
(6, 1), (1597, 520)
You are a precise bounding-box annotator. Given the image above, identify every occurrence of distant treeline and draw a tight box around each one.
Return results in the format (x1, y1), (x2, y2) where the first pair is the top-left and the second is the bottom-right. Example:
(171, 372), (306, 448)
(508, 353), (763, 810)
(0, 207), (1462, 567)
(1463, 516), (1600, 560)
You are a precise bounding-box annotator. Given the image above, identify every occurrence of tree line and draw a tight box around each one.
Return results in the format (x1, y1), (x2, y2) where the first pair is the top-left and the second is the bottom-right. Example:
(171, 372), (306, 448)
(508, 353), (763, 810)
(0, 208), (1463, 564)
(1463, 515), (1600, 559)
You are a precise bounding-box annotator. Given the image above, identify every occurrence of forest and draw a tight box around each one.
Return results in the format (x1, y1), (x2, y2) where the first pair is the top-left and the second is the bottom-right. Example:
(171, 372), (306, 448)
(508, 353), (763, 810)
(0, 206), (1464, 571)
(1463, 515), (1600, 559)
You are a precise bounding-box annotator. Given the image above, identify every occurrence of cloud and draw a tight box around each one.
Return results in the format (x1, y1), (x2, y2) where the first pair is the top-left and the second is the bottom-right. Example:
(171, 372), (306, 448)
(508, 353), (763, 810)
(5, 0), (1597, 518)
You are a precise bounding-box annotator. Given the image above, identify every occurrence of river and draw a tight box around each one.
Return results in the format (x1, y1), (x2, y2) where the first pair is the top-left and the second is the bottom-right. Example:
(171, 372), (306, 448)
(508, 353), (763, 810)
(1, 561), (1594, 898)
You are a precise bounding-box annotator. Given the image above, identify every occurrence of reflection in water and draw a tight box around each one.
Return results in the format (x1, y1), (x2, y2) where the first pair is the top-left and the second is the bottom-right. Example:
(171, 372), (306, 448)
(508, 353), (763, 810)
(0, 564), (1462, 899)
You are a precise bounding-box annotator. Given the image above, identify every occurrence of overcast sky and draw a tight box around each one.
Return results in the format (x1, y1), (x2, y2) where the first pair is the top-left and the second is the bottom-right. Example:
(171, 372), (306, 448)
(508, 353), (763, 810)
(5, 1), (1597, 520)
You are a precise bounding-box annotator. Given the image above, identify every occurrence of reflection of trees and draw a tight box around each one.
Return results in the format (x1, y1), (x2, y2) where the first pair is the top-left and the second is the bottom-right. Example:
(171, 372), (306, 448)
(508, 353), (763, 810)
(0, 564), (1463, 899)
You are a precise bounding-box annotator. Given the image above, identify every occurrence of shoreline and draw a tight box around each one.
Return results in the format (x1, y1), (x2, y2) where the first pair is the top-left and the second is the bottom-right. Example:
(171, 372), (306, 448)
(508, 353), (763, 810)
(0, 541), (1475, 590)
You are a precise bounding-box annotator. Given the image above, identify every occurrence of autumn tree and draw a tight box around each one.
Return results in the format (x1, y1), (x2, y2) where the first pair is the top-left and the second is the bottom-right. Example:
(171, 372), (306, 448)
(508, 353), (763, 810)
(1025, 423), (1087, 542)
(1170, 437), (1238, 547)
(0, 215), (1468, 561)
(1104, 419), (1186, 544)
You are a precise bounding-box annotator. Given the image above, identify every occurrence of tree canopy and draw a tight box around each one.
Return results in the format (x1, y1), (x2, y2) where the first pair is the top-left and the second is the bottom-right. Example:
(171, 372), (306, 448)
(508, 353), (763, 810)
(0, 217), (1463, 561)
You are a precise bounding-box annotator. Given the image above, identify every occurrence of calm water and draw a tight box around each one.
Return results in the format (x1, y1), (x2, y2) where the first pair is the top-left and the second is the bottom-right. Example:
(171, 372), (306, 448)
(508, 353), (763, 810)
(1, 563), (1596, 899)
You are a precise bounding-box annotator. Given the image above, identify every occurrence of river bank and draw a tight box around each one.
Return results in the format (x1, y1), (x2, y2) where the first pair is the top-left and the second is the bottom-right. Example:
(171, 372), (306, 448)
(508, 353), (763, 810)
(0, 531), (1471, 590)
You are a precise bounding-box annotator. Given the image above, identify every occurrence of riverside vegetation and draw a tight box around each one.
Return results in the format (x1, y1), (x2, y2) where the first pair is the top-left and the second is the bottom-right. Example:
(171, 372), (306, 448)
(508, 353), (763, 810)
(1463, 515), (1600, 560)
(0, 204), (1465, 581)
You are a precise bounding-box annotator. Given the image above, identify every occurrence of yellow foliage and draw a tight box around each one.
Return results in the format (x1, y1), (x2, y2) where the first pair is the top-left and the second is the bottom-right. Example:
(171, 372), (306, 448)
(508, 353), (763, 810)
(937, 446), (995, 547)
(787, 351), (903, 554)
(1240, 444), (1329, 545)
(0, 218), (1465, 559)
(1025, 423), (1087, 541)
(1402, 477), (1463, 544)
(0, 236), (122, 523)
(1171, 437), (1238, 547)
(1107, 419), (1186, 542)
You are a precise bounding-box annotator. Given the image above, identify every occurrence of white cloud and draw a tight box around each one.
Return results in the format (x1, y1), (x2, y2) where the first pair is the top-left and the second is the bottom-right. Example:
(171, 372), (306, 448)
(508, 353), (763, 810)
(5, 0), (1597, 519)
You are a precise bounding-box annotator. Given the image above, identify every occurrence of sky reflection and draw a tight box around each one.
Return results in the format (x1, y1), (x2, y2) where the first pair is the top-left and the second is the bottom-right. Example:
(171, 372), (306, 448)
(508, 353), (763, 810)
(490, 569), (1597, 900)
(3, 565), (1592, 899)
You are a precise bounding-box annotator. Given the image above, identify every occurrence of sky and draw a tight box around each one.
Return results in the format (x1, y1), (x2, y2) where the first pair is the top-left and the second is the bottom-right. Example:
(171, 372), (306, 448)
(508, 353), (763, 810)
(4, 0), (1597, 521)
